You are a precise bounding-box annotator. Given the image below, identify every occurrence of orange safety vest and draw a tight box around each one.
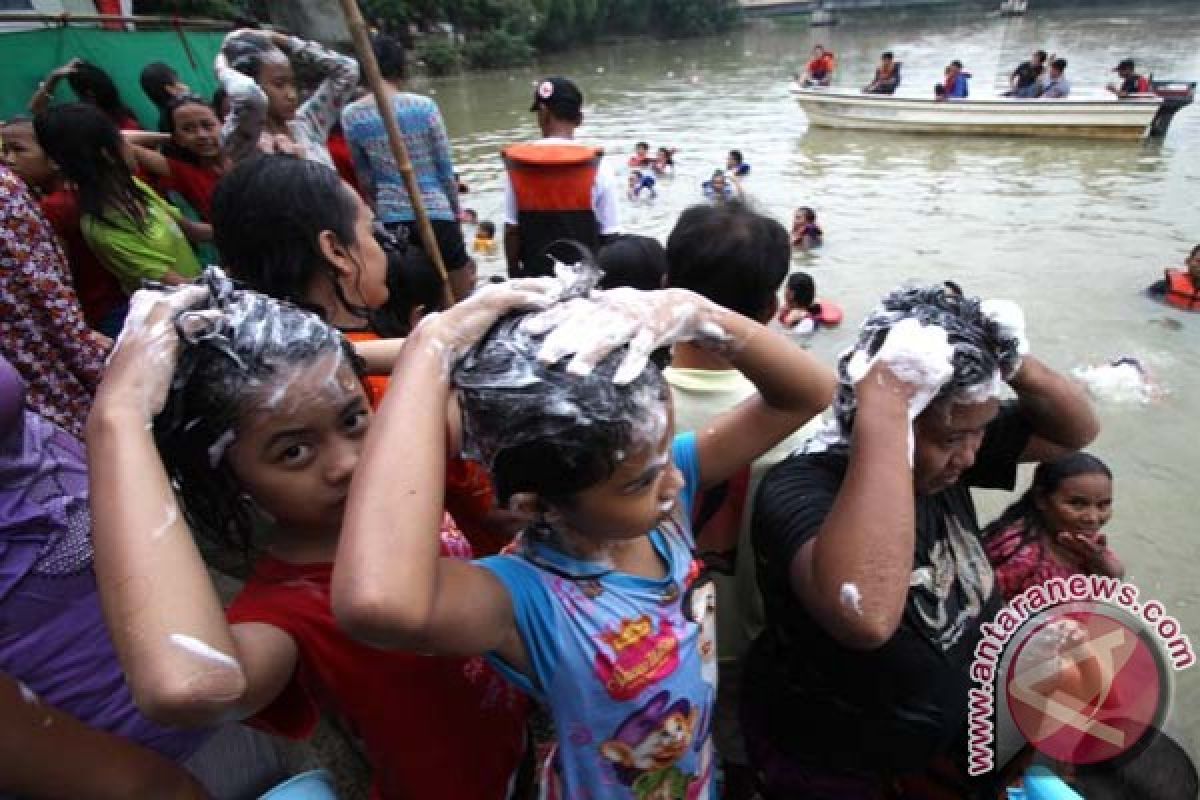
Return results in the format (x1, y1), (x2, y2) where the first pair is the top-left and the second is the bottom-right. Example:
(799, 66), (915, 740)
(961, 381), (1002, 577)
(1164, 268), (1200, 311)
(502, 142), (604, 278)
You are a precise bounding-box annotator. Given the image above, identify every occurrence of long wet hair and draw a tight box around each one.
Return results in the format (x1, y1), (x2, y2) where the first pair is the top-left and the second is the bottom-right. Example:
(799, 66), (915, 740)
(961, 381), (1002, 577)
(34, 103), (149, 229)
(67, 62), (137, 126)
(210, 155), (371, 323)
(983, 452), (1112, 560)
(139, 62), (180, 111)
(153, 268), (362, 563)
(456, 309), (670, 508)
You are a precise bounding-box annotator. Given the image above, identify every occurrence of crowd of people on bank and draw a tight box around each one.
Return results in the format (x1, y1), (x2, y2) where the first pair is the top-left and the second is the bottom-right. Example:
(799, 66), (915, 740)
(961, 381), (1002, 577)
(2, 18), (1199, 800)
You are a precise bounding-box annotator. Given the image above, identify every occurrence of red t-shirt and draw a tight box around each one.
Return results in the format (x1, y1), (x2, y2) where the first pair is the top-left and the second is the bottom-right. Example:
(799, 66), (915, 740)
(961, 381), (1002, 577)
(38, 189), (126, 328)
(161, 158), (223, 222)
(326, 129), (362, 197)
(226, 524), (529, 799)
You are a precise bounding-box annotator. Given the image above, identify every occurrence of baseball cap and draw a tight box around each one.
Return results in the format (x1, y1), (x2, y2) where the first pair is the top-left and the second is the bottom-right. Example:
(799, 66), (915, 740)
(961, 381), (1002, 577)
(530, 77), (583, 116)
(1113, 58), (1135, 72)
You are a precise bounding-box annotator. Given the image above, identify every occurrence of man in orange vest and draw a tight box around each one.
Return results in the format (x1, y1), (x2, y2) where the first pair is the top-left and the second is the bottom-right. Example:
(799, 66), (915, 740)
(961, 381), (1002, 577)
(502, 77), (620, 278)
(1147, 244), (1200, 311)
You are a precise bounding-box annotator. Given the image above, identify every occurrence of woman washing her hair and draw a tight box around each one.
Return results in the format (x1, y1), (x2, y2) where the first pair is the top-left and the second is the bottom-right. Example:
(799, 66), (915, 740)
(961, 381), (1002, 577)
(984, 453), (1124, 601)
(215, 28), (359, 167)
(35, 104), (207, 295)
(29, 59), (142, 131)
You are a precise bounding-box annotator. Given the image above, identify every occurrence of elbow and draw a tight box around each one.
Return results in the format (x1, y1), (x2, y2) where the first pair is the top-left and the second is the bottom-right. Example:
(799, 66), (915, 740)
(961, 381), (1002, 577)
(332, 586), (430, 651)
(830, 607), (903, 651)
(133, 665), (247, 728)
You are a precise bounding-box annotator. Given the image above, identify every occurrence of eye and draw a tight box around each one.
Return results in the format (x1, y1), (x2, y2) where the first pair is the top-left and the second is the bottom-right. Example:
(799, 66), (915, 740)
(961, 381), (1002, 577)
(278, 443), (314, 468)
(343, 409), (368, 435)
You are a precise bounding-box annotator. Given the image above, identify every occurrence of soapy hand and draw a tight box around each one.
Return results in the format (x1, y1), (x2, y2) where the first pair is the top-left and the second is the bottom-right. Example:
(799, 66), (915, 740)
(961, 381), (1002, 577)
(521, 287), (730, 384)
(97, 285), (214, 421)
(847, 317), (954, 421)
(981, 298), (1029, 379)
(419, 278), (562, 363)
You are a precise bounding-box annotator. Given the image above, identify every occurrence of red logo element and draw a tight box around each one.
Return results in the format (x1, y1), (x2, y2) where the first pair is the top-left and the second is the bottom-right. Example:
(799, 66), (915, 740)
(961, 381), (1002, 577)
(594, 615), (680, 701)
(1005, 610), (1164, 765)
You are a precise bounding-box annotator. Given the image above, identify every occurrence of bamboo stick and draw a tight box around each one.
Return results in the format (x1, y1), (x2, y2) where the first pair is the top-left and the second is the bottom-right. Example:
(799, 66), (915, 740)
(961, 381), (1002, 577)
(333, 0), (455, 310)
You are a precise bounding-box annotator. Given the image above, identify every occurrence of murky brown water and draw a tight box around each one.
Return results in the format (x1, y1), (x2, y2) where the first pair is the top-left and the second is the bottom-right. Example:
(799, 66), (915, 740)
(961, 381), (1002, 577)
(422, 0), (1200, 755)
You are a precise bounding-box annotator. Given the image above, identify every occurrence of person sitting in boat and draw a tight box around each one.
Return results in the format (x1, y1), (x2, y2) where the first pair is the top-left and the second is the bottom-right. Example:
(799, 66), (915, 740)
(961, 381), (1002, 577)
(1147, 244), (1200, 311)
(800, 45), (836, 87)
(727, 149), (751, 177)
(653, 146), (677, 176)
(937, 60), (971, 100)
(1005, 49), (1048, 98)
(1039, 58), (1071, 98)
(703, 170), (738, 202)
(628, 140), (652, 168)
(863, 51), (901, 94)
(791, 206), (823, 250)
(1107, 58), (1150, 97)
(627, 169), (657, 200)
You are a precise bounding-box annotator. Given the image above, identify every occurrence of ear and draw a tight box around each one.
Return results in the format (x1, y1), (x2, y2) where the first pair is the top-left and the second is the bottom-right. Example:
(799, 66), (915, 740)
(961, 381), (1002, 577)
(317, 229), (356, 281)
(506, 492), (542, 515)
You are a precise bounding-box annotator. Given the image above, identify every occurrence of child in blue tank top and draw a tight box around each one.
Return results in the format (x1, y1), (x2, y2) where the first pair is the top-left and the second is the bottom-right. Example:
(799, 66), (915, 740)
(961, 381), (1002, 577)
(333, 273), (836, 799)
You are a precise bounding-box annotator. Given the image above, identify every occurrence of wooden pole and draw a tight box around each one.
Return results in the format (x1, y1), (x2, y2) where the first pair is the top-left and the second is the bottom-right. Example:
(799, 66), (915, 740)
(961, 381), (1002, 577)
(333, 0), (456, 310)
(0, 12), (234, 30)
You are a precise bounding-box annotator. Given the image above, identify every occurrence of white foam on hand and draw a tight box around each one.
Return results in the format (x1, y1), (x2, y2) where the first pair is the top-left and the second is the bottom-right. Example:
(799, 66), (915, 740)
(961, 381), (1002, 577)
(981, 298), (1029, 377)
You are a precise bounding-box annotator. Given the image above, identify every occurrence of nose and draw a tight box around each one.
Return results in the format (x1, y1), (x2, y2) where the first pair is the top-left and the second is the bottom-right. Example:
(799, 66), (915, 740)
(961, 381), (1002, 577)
(324, 436), (362, 487)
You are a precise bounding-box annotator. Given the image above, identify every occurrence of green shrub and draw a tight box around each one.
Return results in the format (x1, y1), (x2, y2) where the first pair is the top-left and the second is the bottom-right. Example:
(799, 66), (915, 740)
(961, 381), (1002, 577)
(463, 29), (535, 69)
(417, 38), (463, 75)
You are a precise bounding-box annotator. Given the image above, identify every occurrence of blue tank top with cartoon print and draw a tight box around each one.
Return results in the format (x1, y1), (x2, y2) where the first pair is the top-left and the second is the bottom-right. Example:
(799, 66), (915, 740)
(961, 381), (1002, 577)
(480, 433), (718, 800)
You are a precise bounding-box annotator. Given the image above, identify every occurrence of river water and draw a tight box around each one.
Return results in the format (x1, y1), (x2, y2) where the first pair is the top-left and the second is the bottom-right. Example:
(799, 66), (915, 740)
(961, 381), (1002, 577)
(425, 0), (1200, 754)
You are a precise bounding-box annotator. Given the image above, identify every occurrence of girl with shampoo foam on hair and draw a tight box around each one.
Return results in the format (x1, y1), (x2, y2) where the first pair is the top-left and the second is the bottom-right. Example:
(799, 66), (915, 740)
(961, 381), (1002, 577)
(331, 268), (837, 799)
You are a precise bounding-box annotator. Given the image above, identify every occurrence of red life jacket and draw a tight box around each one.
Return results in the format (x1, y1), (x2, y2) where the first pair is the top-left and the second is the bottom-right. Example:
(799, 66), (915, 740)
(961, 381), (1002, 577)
(503, 142), (603, 278)
(1164, 268), (1200, 311)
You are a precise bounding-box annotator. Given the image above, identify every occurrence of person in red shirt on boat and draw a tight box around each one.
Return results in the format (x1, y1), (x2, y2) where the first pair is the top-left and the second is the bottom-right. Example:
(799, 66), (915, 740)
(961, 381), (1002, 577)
(1107, 58), (1150, 97)
(1147, 244), (1200, 311)
(863, 51), (902, 94)
(800, 45), (836, 87)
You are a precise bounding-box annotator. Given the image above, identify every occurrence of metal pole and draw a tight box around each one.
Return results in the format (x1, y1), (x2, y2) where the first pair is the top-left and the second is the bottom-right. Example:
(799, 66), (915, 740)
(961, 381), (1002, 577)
(0, 12), (234, 30)
(333, 0), (456, 309)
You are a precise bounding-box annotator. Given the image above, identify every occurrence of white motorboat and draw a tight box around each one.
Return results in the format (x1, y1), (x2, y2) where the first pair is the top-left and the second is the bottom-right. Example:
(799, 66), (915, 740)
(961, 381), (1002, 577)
(790, 86), (1165, 140)
(998, 0), (1028, 17)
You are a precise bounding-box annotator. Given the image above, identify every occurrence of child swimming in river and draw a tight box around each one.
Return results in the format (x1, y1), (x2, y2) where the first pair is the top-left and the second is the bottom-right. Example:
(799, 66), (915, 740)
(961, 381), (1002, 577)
(791, 207), (823, 250)
(332, 269), (836, 798)
(983, 452), (1124, 601)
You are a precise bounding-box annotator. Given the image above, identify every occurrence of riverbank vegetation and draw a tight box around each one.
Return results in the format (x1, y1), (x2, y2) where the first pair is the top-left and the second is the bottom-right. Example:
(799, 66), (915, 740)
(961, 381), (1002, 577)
(135, 0), (740, 73)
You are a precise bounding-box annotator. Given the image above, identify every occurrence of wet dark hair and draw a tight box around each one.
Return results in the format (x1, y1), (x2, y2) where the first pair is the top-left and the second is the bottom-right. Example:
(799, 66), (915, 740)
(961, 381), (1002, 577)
(456, 310), (669, 506)
(66, 62), (136, 125)
(478, 220), (496, 237)
(1051, 58), (1068, 71)
(728, 149), (744, 165)
(786, 272), (815, 308)
(983, 452), (1111, 555)
(163, 94), (218, 164)
(797, 206), (816, 222)
(211, 155), (369, 322)
(34, 103), (150, 229)
(943, 280), (965, 296)
(882, 51), (894, 60)
(666, 201), (789, 322)
(1034, 50), (1048, 63)
(1070, 732), (1198, 800)
(636, 141), (649, 150)
(140, 61), (180, 110)
(1189, 244), (1200, 260)
(371, 246), (446, 338)
(951, 59), (964, 69)
(372, 33), (407, 82)
(833, 285), (1021, 435)
(598, 235), (668, 291)
(154, 268), (363, 562)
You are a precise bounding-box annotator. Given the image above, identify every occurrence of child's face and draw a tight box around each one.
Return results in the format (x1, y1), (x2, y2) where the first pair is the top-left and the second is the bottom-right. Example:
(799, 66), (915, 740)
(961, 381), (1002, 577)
(1, 124), (56, 189)
(554, 397), (684, 541)
(226, 354), (371, 537)
(257, 60), (299, 121)
(1037, 473), (1113, 537)
(171, 104), (222, 160)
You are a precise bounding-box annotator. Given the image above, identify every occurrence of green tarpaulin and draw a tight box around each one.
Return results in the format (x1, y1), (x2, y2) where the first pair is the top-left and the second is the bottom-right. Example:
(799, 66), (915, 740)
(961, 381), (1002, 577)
(0, 26), (228, 126)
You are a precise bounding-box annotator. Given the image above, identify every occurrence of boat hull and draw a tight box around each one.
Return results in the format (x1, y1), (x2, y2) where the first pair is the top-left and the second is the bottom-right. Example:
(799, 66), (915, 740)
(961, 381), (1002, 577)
(792, 88), (1162, 140)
